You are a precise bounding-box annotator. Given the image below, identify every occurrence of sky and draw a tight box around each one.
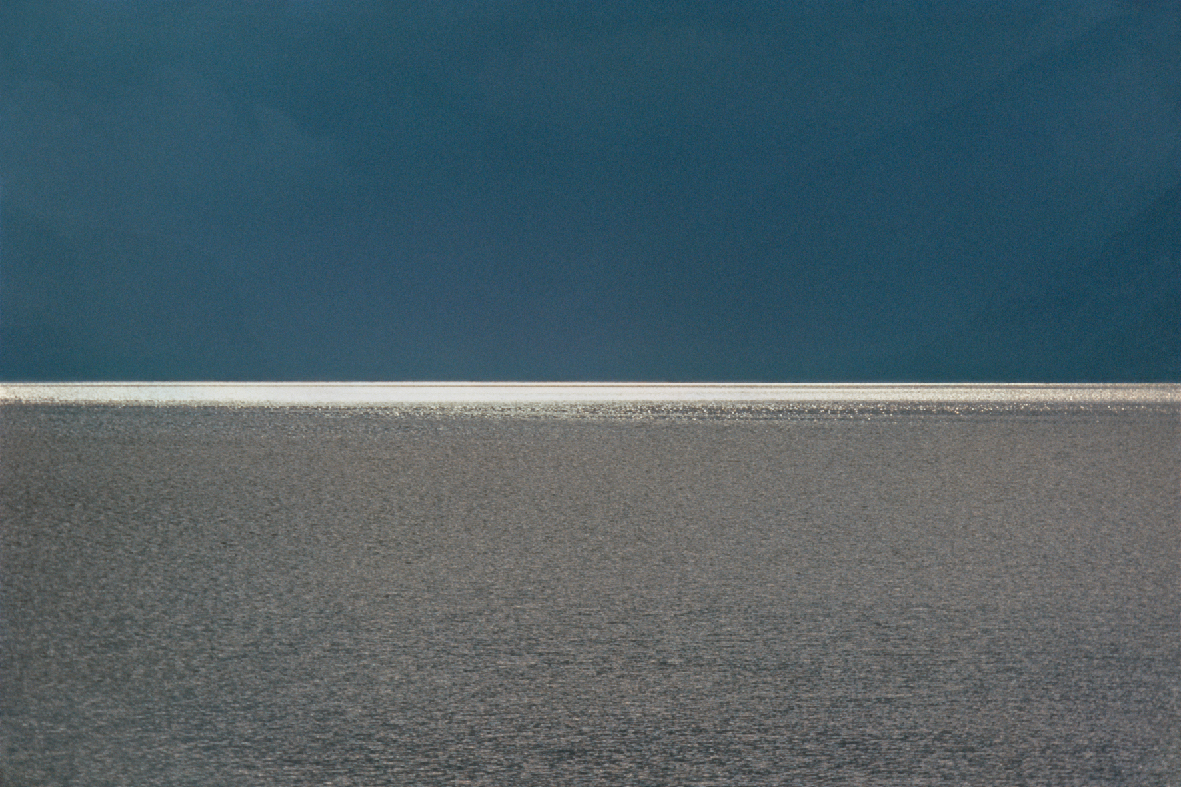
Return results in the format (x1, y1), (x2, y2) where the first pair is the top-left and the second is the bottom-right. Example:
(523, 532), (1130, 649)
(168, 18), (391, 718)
(1, 0), (1177, 381)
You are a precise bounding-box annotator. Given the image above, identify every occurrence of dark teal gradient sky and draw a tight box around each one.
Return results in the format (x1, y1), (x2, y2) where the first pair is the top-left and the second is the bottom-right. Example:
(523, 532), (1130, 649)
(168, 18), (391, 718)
(1, 0), (1177, 381)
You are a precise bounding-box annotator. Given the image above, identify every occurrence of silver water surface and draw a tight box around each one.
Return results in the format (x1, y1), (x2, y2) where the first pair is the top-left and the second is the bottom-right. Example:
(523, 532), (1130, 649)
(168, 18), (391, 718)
(2, 400), (1178, 785)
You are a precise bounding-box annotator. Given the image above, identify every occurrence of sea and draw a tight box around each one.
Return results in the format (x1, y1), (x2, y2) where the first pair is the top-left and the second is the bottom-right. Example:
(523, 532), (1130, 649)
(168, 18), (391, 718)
(1, 384), (1178, 786)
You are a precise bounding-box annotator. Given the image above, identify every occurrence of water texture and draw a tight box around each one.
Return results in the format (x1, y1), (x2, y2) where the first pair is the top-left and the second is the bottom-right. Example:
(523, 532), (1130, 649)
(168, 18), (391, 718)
(2, 401), (1178, 785)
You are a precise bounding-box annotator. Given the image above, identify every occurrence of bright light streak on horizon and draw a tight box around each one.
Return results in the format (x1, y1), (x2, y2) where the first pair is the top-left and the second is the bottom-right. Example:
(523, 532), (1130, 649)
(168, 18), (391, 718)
(0, 383), (1176, 406)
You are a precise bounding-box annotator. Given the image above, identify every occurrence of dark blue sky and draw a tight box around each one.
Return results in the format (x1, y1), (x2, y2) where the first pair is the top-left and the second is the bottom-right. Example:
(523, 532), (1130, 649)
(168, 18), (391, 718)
(1, 0), (1177, 381)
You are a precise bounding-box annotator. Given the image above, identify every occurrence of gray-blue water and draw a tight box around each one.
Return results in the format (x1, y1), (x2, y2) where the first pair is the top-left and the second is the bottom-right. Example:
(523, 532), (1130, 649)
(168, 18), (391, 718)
(2, 401), (1178, 785)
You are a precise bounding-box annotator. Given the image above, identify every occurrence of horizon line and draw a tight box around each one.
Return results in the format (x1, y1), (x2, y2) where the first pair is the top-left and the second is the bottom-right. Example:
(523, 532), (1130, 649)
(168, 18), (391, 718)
(1, 382), (1177, 406)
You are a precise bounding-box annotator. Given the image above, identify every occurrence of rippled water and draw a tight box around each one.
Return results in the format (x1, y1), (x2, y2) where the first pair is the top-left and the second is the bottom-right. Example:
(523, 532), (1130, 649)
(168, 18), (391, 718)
(2, 399), (1178, 785)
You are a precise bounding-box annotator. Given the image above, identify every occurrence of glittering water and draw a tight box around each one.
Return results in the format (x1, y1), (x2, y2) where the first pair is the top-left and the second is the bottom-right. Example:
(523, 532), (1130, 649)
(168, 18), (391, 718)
(2, 393), (1178, 785)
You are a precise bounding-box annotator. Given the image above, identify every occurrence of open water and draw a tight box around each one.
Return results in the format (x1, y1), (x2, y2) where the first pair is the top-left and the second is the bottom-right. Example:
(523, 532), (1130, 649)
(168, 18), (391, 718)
(1, 394), (1178, 785)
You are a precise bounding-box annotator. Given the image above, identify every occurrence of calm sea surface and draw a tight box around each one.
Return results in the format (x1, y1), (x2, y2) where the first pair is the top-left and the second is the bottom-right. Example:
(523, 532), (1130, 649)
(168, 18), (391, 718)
(2, 400), (1178, 785)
